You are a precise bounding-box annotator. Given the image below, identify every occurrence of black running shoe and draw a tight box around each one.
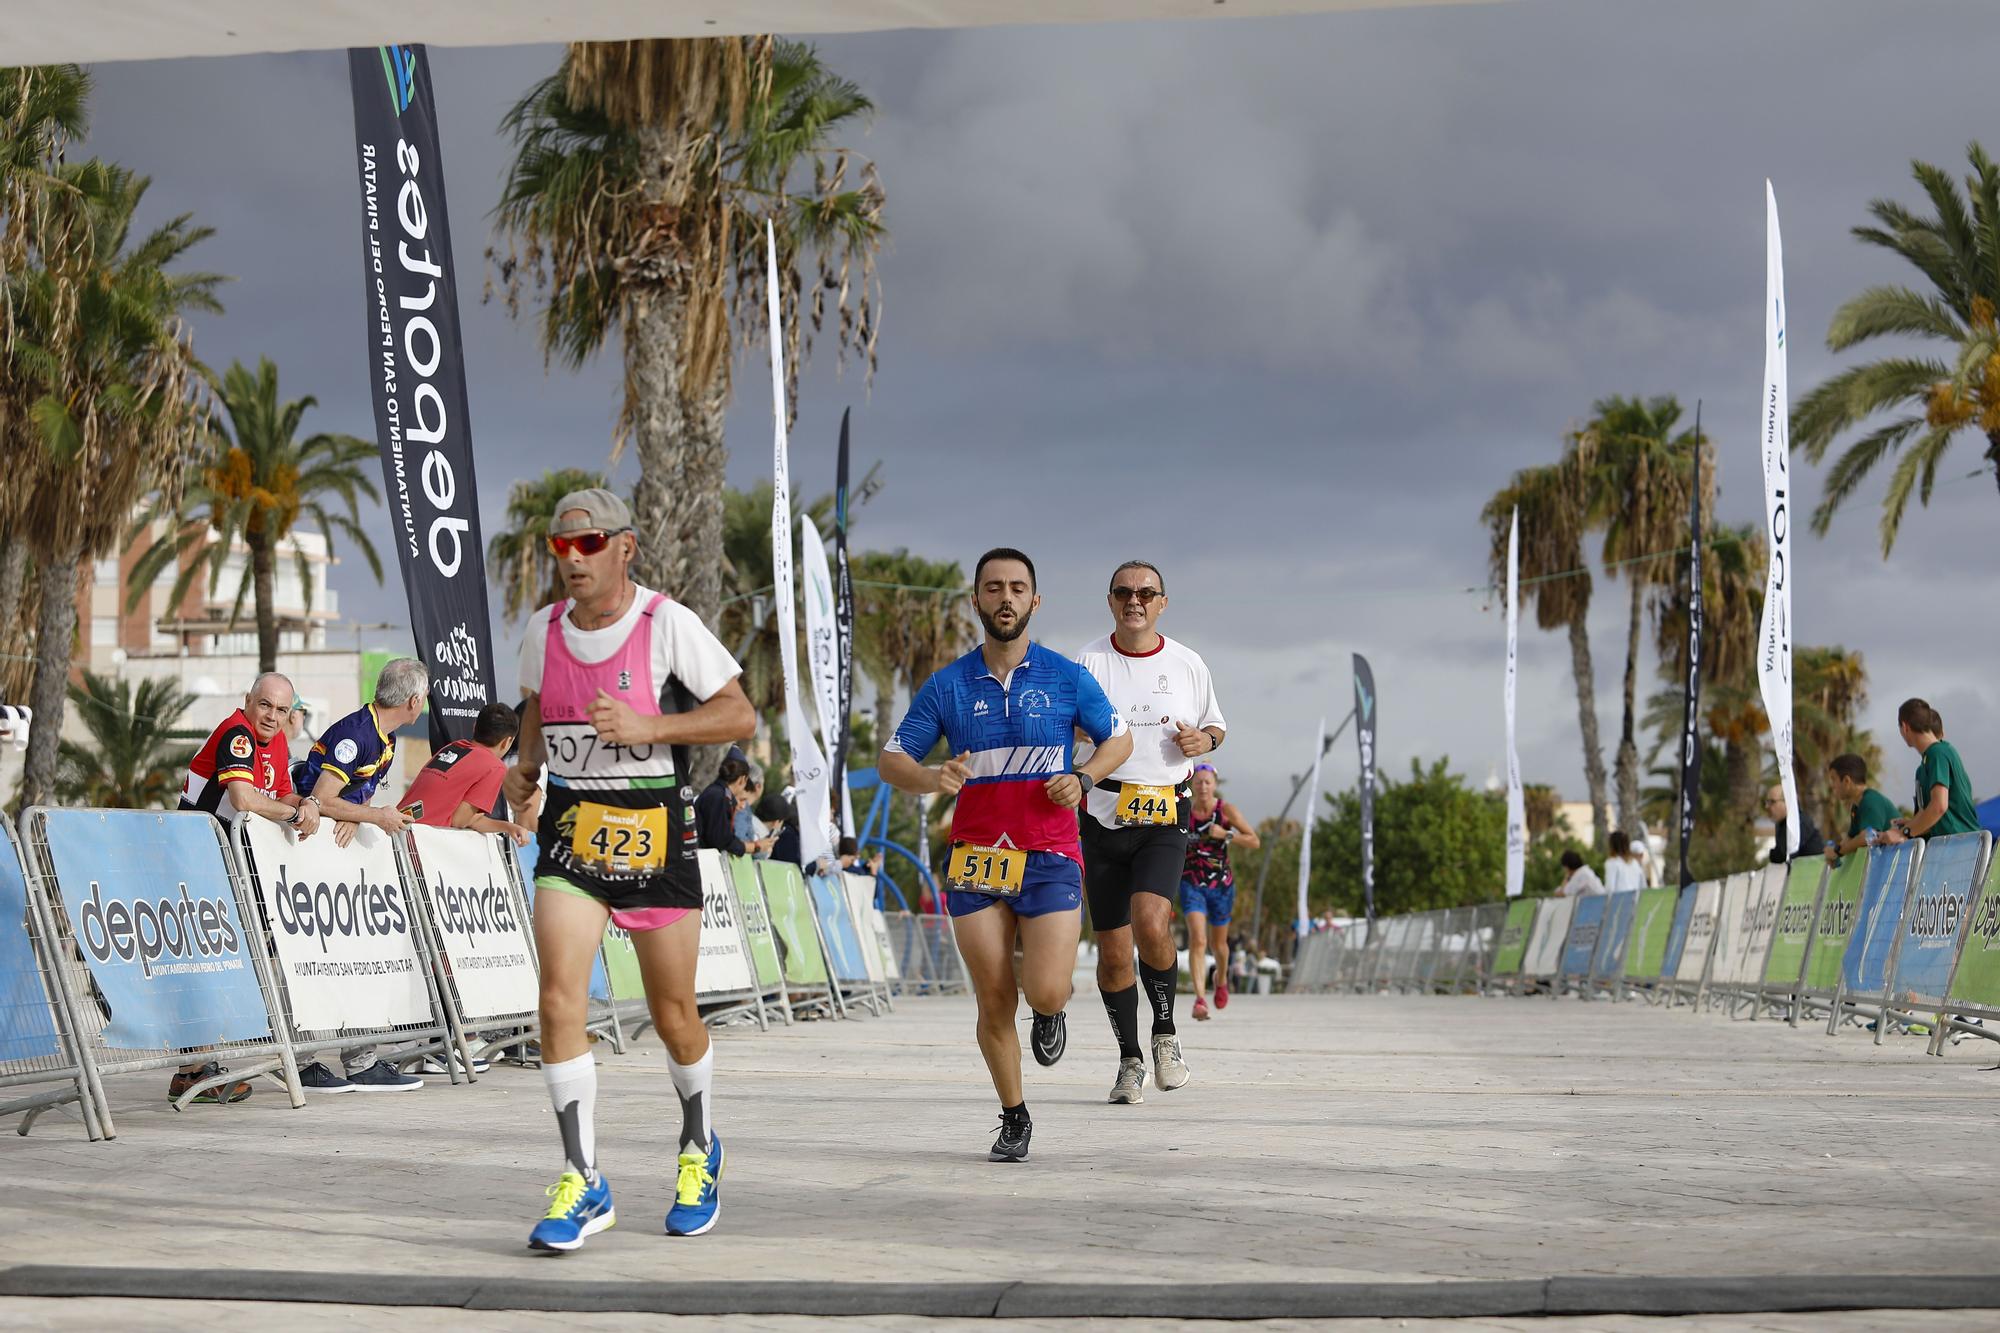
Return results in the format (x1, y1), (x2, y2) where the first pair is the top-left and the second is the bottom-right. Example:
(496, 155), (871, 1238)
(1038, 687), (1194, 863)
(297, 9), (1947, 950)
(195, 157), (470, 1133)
(990, 1113), (1032, 1162)
(1030, 1009), (1067, 1067)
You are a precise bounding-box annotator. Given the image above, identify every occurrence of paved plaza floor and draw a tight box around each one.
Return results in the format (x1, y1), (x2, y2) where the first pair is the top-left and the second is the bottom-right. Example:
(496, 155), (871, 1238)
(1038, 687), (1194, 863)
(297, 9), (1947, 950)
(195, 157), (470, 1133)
(2, 989), (1996, 1326)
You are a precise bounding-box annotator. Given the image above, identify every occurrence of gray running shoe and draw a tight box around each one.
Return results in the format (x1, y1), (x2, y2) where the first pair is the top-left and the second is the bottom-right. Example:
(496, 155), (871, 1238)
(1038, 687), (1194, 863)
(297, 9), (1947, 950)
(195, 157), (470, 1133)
(1108, 1057), (1146, 1104)
(1151, 1033), (1190, 1091)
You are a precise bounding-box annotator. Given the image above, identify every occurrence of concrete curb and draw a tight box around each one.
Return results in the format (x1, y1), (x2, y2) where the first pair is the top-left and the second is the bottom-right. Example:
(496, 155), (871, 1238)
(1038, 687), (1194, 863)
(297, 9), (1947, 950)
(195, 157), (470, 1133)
(3, 1268), (1999, 1317)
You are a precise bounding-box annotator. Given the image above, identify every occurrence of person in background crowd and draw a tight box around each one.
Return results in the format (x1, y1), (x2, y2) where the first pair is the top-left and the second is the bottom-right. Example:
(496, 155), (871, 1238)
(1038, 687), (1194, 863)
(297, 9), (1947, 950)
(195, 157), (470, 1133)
(1556, 849), (1606, 898)
(1825, 753), (1900, 863)
(173, 671), (320, 1106)
(283, 701), (315, 792)
(837, 836), (883, 877)
(1877, 698), (1979, 845)
(1181, 763), (1259, 1023)
(734, 770), (766, 849)
(294, 657), (431, 1094)
(1603, 830), (1647, 892)
(696, 754), (757, 854)
(1763, 783), (1825, 863)
(767, 795), (804, 867)
(506, 487), (755, 1249)
(398, 702), (533, 845)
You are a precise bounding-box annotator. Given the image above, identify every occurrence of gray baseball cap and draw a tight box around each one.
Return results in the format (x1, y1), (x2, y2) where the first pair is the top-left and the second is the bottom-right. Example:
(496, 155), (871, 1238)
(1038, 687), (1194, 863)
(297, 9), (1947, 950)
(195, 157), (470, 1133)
(550, 488), (633, 537)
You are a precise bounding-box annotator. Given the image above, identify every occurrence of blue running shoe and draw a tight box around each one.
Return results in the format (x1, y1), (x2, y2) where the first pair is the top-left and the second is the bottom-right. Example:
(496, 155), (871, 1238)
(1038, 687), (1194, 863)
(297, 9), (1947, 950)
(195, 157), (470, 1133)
(527, 1170), (614, 1253)
(665, 1135), (723, 1237)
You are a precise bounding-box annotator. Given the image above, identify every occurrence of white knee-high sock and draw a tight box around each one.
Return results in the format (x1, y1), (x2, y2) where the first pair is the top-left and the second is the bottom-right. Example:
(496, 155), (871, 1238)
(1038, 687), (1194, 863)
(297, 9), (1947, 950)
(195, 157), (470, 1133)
(544, 1053), (597, 1180)
(667, 1046), (713, 1154)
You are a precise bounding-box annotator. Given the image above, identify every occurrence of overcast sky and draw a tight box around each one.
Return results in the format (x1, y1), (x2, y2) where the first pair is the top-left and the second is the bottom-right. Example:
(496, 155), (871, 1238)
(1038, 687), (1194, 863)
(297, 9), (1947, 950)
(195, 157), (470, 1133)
(79, 0), (2000, 821)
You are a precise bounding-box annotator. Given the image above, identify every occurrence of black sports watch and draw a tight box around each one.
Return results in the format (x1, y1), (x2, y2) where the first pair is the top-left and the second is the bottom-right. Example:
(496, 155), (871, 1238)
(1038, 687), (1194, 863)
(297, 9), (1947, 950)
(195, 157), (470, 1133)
(1204, 730), (1222, 753)
(1072, 769), (1097, 793)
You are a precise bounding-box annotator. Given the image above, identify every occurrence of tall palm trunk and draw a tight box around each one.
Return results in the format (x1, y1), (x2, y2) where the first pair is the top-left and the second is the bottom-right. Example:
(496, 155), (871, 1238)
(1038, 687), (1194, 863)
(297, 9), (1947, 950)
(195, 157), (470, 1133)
(18, 547), (79, 810)
(0, 544), (30, 699)
(627, 283), (694, 605)
(1565, 612), (1611, 851)
(1614, 576), (1646, 841)
(250, 530), (279, 674)
(873, 678), (896, 762)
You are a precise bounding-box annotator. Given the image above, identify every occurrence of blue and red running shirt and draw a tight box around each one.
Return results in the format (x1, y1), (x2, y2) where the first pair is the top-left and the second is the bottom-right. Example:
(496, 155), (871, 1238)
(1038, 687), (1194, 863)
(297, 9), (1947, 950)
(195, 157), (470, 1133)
(886, 642), (1125, 867)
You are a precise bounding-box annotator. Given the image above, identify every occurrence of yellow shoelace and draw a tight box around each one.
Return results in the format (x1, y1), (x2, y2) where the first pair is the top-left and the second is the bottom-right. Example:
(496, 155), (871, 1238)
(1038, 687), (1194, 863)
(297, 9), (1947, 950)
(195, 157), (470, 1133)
(543, 1170), (588, 1219)
(675, 1151), (715, 1207)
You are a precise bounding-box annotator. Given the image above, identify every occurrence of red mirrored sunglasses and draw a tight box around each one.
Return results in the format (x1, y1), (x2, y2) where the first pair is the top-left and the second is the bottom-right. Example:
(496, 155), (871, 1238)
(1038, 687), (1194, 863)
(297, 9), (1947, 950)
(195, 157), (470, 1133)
(547, 529), (626, 557)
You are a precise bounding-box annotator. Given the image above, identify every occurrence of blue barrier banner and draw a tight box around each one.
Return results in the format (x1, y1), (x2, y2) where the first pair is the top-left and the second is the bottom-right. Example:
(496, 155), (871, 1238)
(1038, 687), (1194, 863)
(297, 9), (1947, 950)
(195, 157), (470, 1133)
(0, 823), (60, 1063)
(1890, 831), (1987, 1004)
(517, 840), (609, 1003)
(1592, 891), (1638, 978)
(1843, 840), (1919, 996)
(42, 810), (269, 1050)
(1560, 895), (1606, 977)
(1663, 883), (1697, 978)
(809, 874), (870, 984)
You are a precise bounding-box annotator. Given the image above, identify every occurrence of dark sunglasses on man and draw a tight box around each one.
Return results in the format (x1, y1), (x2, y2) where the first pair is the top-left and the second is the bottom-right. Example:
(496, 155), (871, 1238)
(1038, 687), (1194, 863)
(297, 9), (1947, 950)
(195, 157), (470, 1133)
(547, 528), (627, 558)
(1109, 586), (1162, 604)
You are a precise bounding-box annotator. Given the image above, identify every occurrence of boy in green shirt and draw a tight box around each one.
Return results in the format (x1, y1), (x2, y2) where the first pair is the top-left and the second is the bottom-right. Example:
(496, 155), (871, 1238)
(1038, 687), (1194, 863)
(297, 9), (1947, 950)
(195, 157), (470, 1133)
(1876, 699), (1979, 845)
(1824, 752), (1900, 862)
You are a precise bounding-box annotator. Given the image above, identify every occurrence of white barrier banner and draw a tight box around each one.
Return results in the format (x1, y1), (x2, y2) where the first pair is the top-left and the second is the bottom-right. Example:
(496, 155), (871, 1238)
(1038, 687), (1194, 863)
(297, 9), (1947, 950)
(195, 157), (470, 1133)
(1730, 862), (1787, 986)
(1674, 880), (1724, 983)
(696, 851), (756, 997)
(244, 817), (430, 1032)
(842, 871), (888, 984)
(1521, 895), (1575, 978)
(1705, 871), (1757, 987)
(408, 826), (537, 1021)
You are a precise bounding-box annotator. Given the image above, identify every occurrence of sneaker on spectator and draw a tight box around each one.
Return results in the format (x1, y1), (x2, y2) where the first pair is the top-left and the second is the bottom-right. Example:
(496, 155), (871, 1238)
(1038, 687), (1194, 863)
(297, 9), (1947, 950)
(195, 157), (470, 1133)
(298, 1061), (355, 1094)
(418, 1051), (491, 1075)
(168, 1061), (252, 1105)
(346, 1060), (424, 1093)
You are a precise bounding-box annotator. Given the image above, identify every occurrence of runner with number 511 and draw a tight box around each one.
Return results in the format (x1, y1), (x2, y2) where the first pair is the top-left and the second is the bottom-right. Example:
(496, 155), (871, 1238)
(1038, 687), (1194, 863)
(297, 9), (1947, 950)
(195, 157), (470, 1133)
(880, 547), (1132, 1163)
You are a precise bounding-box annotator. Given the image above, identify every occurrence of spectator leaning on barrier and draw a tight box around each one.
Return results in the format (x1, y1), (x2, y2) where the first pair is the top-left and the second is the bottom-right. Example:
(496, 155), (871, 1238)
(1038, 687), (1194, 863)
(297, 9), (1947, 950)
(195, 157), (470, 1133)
(695, 754), (758, 855)
(398, 702), (533, 846)
(1763, 783), (1825, 864)
(1825, 753), (1900, 863)
(836, 835), (882, 877)
(1877, 698), (1979, 846)
(173, 671), (321, 1105)
(766, 794), (804, 867)
(1603, 830), (1647, 892)
(734, 768), (763, 845)
(1556, 849), (1606, 897)
(294, 656), (430, 1095)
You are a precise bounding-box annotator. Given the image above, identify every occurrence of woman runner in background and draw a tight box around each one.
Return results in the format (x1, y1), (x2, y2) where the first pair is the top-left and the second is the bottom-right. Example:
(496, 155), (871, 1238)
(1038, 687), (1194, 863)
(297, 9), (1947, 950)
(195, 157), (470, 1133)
(1181, 763), (1258, 1020)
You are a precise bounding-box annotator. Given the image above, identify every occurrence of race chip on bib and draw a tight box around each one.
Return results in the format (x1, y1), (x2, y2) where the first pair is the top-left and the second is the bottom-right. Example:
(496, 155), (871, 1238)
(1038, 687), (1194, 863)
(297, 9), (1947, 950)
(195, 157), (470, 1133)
(1115, 782), (1179, 827)
(945, 842), (1026, 898)
(570, 802), (669, 875)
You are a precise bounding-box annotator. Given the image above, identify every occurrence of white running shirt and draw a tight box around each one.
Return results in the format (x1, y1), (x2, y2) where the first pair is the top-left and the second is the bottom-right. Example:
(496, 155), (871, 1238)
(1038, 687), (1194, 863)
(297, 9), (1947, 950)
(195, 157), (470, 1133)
(1074, 634), (1225, 831)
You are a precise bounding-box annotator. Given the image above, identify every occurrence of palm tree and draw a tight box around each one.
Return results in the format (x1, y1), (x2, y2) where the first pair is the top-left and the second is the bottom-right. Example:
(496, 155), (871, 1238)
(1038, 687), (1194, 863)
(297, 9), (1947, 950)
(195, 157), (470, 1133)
(6, 160), (219, 809)
(1794, 143), (2000, 552)
(55, 670), (197, 808)
(1576, 395), (1705, 844)
(1792, 646), (1878, 835)
(492, 38), (885, 629)
(0, 65), (89, 701)
(485, 467), (610, 624)
(1481, 458), (1610, 850)
(126, 357), (379, 674)
(852, 551), (972, 752)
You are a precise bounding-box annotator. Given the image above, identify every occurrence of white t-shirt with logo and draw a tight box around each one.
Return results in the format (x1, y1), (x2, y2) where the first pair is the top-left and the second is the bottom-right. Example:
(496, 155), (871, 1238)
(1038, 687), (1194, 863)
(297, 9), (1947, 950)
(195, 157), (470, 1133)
(1074, 634), (1226, 830)
(517, 585), (741, 711)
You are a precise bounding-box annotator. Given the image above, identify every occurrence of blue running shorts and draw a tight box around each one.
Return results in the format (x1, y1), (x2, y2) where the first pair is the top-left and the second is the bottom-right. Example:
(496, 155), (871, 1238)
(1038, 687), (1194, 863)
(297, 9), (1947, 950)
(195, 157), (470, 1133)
(1179, 880), (1235, 927)
(945, 851), (1083, 919)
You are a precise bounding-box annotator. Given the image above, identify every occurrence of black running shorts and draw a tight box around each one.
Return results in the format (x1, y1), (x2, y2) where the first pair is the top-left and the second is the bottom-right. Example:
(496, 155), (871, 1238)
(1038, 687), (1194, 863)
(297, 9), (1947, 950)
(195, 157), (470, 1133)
(1080, 817), (1191, 932)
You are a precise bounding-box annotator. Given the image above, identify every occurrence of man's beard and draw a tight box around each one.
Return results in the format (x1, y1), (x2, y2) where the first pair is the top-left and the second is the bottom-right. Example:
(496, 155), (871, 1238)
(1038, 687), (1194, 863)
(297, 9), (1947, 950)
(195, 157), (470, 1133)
(978, 603), (1033, 643)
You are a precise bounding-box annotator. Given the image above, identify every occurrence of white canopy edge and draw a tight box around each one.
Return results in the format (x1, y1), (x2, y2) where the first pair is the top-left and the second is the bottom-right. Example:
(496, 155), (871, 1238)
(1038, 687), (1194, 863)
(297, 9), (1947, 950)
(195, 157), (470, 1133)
(6, 0), (1504, 66)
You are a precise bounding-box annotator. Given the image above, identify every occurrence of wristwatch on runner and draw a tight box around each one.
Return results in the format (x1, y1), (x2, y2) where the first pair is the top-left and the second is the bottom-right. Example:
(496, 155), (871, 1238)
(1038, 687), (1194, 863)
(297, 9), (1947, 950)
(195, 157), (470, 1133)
(1071, 769), (1096, 794)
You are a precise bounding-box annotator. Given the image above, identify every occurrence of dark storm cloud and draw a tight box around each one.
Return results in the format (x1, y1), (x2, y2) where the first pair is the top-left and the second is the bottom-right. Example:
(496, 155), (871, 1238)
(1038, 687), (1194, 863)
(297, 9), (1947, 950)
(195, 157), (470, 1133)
(77, 0), (2000, 821)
